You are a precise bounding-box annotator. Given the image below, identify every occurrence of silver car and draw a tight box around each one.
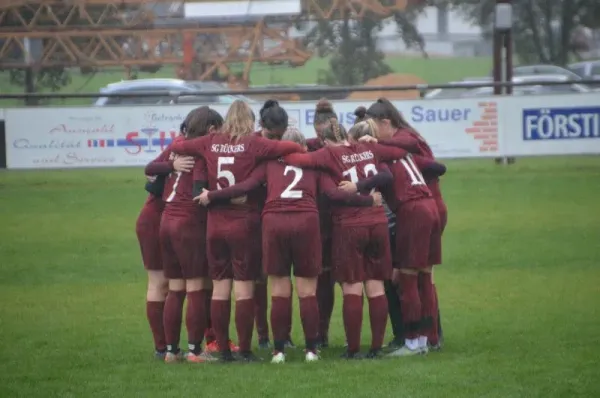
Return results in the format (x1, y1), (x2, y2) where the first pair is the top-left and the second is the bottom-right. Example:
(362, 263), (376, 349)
(93, 78), (256, 106)
(460, 74), (591, 97)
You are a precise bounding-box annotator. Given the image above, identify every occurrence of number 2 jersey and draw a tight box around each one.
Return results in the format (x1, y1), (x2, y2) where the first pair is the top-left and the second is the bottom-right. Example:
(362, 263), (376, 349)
(284, 142), (408, 227)
(170, 133), (303, 215)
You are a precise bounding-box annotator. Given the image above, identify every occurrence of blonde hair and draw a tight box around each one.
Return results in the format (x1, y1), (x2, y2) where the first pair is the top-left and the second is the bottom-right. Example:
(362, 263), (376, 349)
(348, 119), (379, 140)
(281, 128), (306, 147)
(223, 100), (255, 141)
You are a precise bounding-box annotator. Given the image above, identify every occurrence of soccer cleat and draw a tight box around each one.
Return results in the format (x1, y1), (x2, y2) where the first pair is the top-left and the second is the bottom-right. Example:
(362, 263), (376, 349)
(258, 338), (272, 350)
(284, 339), (296, 349)
(229, 340), (240, 352)
(271, 352), (286, 364)
(154, 350), (167, 360)
(387, 345), (422, 357)
(305, 351), (320, 362)
(218, 350), (237, 363)
(428, 342), (442, 352)
(164, 351), (183, 363)
(365, 349), (383, 359)
(185, 351), (217, 363)
(205, 340), (240, 353)
(340, 350), (364, 360)
(239, 351), (261, 362)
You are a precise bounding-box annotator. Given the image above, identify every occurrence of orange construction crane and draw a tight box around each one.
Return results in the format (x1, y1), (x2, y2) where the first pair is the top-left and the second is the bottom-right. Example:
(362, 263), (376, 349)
(0, 0), (410, 84)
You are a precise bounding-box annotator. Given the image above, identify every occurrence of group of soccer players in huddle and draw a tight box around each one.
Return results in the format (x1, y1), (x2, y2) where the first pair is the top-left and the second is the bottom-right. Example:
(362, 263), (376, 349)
(135, 96), (447, 363)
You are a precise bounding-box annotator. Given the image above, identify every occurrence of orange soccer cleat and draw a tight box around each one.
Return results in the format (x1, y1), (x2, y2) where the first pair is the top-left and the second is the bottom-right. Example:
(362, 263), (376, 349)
(205, 340), (240, 353)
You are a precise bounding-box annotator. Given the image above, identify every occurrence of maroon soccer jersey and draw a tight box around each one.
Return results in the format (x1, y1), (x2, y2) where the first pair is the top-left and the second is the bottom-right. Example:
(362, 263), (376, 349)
(170, 133), (303, 213)
(284, 142), (407, 226)
(385, 154), (432, 206)
(206, 160), (373, 214)
(160, 137), (205, 218)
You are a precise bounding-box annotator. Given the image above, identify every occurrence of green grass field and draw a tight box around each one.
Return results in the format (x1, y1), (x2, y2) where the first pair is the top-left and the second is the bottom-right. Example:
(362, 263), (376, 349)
(1, 156), (599, 398)
(0, 56), (492, 107)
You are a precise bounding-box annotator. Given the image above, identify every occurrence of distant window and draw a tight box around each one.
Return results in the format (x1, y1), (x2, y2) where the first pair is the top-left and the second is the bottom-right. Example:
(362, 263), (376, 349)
(590, 64), (600, 76)
(569, 65), (587, 77)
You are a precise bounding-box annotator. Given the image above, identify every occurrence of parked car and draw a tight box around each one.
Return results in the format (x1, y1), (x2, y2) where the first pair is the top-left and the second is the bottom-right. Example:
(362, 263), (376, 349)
(424, 77), (492, 99)
(509, 64), (582, 80)
(93, 79), (256, 106)
(460, 74), (591, 97)
(567, 60), (600, 84)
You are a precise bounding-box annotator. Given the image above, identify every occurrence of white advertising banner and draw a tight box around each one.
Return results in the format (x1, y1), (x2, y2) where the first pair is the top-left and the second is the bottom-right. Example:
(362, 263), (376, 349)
(501, 92), (600, 156)
(4, 93), (600, 169)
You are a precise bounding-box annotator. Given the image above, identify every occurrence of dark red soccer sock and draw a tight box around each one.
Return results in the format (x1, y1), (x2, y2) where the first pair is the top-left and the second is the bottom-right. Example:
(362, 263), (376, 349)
(418, 272), (439, 345)
(235, 298), (255, 353)
(367, 294), (388, 351)
(254, 282), (269, 341)
(343, 294), (363, 353)
(146, 300), (166, 352)
(398, 273), (421, 340)
(211, 298), (231, 353)
(204, 289), (215, 343)
(317, 271), (335, 341)
(299, 295), (319, 351)
(163, 290), (186, 353)
(271, 296), (292, 352)
(185, 290), (207, 354)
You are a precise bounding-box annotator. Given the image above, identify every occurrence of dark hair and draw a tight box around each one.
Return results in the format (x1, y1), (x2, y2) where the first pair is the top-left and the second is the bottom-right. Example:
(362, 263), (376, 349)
(354, 106), (367, 124)
(321, 117), (348, 142)
(314, 98), (337, 126)
(185, 106), (224, 139)
(259, 99), (279, 121)
(261, 105), (289, 139)
(366, 98), (411, 129)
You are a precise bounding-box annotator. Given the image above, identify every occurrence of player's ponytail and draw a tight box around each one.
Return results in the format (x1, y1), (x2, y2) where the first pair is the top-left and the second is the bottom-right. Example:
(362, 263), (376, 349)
(224, 100), (255, 142)
(321, 117), (347, 143)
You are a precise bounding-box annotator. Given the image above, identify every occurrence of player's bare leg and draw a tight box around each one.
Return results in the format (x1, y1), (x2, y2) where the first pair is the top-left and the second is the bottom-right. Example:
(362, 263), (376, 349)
(146, 270), (168, 359)
(234, 280), (259, 361)
(163, 279), (186, 363)
(340, 283), (364, 359)
(269, 276), (292, 363)
(185, 278), (216, 363)
(364, 279), (388, 359)
(296, 276), (320, 362)
(212, 279), (236, 361)
(388, 269), (422, 357)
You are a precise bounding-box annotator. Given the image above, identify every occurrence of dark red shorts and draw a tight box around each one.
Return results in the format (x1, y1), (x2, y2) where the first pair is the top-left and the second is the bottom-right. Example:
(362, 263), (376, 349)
(136, 203), (163, 271)
(206, 211), (261, 281)
(395, 198), (442, 269)
(331, 223), (392, 284)
(262, 212), (321, 278)
(160, 212), (208, 279)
